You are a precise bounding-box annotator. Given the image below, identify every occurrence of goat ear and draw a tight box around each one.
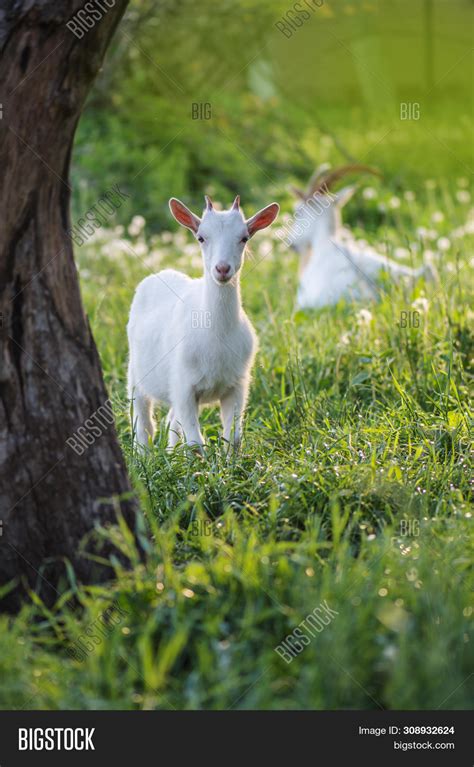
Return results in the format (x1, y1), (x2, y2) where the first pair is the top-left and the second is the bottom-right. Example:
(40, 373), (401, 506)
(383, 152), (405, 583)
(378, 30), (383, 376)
(334, 185), (357, 208)
(246, 203), (280, 237)
(169, 198), (201, 233)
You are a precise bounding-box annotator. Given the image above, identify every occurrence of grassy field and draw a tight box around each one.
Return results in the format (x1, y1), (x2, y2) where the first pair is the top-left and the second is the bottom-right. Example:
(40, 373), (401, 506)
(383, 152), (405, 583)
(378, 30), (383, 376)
(1, 167), (473, 710)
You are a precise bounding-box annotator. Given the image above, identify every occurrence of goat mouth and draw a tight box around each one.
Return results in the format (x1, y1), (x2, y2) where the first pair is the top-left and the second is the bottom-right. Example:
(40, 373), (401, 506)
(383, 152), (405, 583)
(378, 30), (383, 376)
(214, 274), (233, 284)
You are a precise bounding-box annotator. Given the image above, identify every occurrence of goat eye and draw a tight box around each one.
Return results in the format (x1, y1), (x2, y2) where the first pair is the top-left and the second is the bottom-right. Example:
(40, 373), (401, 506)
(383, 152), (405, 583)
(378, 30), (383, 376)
(240, 236), (248, 244)
(197, 235), (205, 243)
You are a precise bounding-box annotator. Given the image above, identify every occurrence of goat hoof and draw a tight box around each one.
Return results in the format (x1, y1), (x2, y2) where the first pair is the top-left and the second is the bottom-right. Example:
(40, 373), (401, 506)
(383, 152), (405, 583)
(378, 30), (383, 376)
(185, 442), (205, 458)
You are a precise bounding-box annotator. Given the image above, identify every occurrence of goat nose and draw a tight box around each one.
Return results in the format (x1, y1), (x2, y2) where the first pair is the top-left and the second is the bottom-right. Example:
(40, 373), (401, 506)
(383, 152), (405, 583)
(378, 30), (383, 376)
(215, 262), (231, 276)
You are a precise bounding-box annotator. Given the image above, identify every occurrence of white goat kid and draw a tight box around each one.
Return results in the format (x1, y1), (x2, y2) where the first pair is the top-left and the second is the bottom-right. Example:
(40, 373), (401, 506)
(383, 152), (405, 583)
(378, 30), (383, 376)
(127, 195), (279, 450)
(286, 165), (433, 309)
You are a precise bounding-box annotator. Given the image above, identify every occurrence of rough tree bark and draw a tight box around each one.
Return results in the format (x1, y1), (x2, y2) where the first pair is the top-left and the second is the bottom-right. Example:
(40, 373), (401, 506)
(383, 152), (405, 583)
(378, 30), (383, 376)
(0, 0), (136, 611)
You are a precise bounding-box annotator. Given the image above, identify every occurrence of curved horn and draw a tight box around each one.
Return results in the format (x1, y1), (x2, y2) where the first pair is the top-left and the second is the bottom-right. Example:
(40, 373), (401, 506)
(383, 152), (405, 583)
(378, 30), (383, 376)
(288, 184), (306, 201)
(305, 163), (331, 197)
(315, 164), (381, 195)
(232, 195), (240, 210)
(204, 195), (213, 210)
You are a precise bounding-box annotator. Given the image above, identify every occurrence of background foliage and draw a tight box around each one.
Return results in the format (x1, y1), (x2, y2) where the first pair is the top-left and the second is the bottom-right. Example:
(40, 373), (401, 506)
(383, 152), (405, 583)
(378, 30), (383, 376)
(73, 0), (473, 227)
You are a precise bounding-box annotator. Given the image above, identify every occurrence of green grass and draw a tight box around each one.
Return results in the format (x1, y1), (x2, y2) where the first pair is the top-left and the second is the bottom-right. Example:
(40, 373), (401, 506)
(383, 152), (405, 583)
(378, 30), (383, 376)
(1, 176), (472, 711)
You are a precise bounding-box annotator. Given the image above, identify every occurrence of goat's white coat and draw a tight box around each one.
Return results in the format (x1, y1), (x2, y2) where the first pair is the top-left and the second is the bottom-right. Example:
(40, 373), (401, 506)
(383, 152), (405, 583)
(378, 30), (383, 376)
(127, 197), (279, 449)
(287, 186), (433, 309)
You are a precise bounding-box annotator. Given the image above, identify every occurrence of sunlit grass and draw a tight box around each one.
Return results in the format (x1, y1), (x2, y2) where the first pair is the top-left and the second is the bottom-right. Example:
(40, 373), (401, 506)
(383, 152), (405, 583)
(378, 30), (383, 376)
(1, 176), (472, 711)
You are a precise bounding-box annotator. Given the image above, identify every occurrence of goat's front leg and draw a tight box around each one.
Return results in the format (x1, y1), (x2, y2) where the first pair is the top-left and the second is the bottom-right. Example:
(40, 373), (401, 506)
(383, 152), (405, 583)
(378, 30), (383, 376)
(173, 391), (204, 450)
(166, 407), (182, 449)
(220, 382), (246, 448)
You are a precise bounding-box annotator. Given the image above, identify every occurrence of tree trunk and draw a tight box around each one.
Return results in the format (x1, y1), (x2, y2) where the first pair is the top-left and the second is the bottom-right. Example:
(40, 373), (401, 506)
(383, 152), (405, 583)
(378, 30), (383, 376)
(0, 0), (136, 611)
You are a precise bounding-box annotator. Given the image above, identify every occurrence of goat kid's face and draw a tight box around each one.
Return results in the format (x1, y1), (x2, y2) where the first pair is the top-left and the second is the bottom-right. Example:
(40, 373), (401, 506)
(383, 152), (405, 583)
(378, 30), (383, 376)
(169, 196), (279, 286)
(286, 185), (356, 252)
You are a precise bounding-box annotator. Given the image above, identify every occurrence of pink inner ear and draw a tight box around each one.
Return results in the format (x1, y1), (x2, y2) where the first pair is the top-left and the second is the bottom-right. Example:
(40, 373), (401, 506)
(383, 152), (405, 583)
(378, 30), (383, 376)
(248, 203), (279, 235)
(170, 200), (198, 231)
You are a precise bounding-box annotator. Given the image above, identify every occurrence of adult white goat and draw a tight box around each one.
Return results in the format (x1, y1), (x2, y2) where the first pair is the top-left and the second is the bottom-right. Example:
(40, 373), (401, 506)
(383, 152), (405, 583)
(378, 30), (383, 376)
(285, 165), (434, 309)
(127, 195), (279, 450)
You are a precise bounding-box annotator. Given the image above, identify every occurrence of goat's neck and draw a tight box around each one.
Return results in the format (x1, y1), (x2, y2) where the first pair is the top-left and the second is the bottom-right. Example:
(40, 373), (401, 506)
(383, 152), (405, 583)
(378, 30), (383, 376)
(203, 271), (241, 328)
(302, 223), (343, 274)
(310, 217), (338, 248)
(308, 230), (333, 263)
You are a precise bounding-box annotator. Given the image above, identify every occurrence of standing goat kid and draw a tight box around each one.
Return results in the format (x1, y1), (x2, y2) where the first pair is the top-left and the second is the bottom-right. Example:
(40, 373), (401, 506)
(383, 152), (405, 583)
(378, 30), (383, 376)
(287, 165), (434, 309)
(127, 195), (279, 450)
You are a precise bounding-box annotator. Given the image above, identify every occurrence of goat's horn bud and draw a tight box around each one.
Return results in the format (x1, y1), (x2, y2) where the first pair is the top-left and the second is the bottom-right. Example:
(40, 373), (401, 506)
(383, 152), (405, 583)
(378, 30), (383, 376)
(204, 195), (213, 210)
(232, 195), (240, 210)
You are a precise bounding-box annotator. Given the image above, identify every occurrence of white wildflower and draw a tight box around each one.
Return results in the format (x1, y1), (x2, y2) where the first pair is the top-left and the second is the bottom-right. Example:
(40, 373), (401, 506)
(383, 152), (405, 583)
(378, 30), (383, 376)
(101, 239), (130, 259)
(87, 228), (108, 245)
(174, 231), (187, 248)
(389, 196), (401, 209)
(133, 241), (148, 258)
(404, 191), (415, 202)
(412, 297), (429, 313)
(456, 190), (471, 204)
(128, 215), (146, 237)
(146, 249), (163, 268)
(437, 237), (451, 251)
(362, 187), (377, 200)
(184, 243), (199, 257)
(421, 229), (438, 241)
(451, 225), (465, 239)
(258, 240), (273, 257)
(356, 308), (373, 325)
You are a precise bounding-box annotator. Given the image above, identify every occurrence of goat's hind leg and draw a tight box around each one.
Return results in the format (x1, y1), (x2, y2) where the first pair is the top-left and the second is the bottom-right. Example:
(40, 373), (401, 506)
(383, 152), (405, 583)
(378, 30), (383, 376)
(132, 388), (155, 450)
(128, 360), (155, 449)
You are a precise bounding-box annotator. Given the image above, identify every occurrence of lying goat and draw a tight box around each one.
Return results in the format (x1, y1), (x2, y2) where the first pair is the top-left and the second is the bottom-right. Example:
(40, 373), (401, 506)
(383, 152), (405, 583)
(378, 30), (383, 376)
(127, 195), (279, 450)
(285, 165), (433, 309)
